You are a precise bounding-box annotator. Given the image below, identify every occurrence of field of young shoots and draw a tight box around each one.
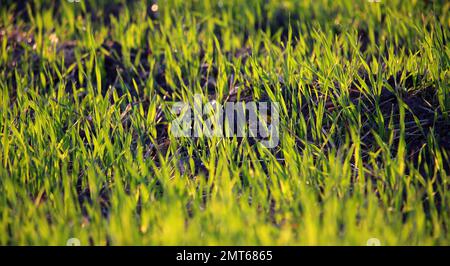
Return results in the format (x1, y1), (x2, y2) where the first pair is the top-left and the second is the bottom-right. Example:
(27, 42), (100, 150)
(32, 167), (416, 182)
(0, 0), (449, 245)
